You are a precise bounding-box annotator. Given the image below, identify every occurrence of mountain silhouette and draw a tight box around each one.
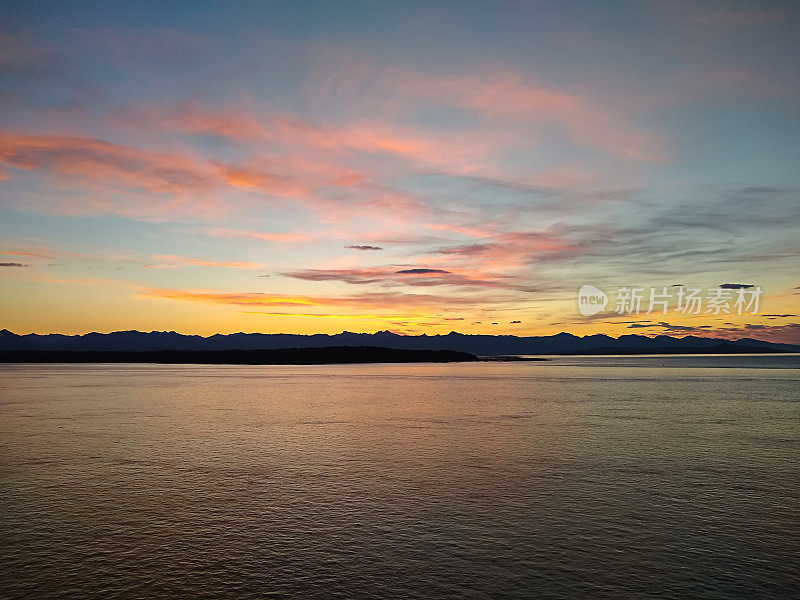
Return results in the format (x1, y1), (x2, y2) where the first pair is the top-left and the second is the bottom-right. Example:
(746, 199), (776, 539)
(0, 329), (796, 355)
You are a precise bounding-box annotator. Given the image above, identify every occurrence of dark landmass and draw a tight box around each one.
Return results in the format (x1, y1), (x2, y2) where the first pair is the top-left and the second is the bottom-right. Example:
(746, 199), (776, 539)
(481, 356), (550, 361)
(547, 342), (791, 355)
(0, 346), (477, 365)
(1, 329), (797, 356)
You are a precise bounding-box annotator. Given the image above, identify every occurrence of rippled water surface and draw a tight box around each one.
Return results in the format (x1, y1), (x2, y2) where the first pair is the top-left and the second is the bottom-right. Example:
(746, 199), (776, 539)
(1, 355), (799, 599)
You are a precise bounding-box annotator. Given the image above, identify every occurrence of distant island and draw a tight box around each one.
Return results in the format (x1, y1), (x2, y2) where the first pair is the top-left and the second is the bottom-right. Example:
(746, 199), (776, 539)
(1, 329), (797, 357)
(0, 346), (476, 365)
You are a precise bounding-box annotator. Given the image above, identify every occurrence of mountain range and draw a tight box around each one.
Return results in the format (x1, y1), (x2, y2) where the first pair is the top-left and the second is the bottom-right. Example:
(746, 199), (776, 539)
(1, 329), (797, 355)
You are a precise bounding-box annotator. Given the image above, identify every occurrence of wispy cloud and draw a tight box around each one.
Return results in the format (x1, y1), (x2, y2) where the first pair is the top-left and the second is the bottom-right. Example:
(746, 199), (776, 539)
(626, 321), (712, 333)
(110, 101), (465, 166)
(283, 266), (529, 290)
(0, 132), (313, 217)
(311, 55), (669, 162)
(0, 250), (52, 259)
(208, 228), (312, 243)
(139, 286), (514, 313)
(146, 255), (262, 269)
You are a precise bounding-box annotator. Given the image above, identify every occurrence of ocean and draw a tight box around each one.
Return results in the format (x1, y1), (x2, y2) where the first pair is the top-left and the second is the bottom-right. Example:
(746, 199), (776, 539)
(1, 355), (798, 598)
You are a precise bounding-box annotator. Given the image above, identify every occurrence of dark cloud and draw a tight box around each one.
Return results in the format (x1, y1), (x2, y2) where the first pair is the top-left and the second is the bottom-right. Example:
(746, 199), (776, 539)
(702, 323), (800, 344)
(396, 268), (450, 274)
(627, 321), (713, 332)
(284, 267), (528, 290)
(619, 318), (800, 344)
(609, 320), (652, 324)
(719, 283), (754, 289)
(653, 186), (800, 234)
(656, 322), (713, 332)
(0, 262), (30, 267)
(763, 313), (796, 318)
(435, 243), (492, 257)
(510, 320), (522, 323)
(345, 245), (383, 251)
(286, 269), (385, 285)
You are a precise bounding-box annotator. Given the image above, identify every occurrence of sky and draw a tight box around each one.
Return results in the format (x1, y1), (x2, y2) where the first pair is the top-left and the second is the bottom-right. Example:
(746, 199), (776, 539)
(1, 0), (799, 341)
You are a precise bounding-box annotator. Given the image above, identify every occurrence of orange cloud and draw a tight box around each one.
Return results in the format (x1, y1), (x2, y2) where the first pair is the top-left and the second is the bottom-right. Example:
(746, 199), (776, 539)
(142, 289), (319, 307)
(0, 249), (53, 259)
(139, 287), (511, 312)
(218, 164), (308, 197)
(242, 311), (443, 324)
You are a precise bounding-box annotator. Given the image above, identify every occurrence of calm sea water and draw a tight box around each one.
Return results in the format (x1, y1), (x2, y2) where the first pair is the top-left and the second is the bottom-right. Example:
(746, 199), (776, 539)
(1, 355), (799, 599)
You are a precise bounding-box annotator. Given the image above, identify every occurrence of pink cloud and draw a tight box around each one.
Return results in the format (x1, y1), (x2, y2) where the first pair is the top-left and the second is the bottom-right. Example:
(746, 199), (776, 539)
(110, 101), (469, 167)
(427, 223), (494, 238)
(0, 133), (206, 192)
(207, 228), (312, 243)
(0, 128), (437, 223)
(0, 132), (305, 197)
(146, 254), (263, 269)
(0, 131), (390, 220)
(111, 101), (270, 142)
(430, 229), (583, 271)
(310, 55), (669, 162)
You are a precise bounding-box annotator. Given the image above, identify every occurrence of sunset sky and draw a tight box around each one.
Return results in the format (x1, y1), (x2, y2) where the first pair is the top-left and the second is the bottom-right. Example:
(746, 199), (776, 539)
(1, 1), (798, 341)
